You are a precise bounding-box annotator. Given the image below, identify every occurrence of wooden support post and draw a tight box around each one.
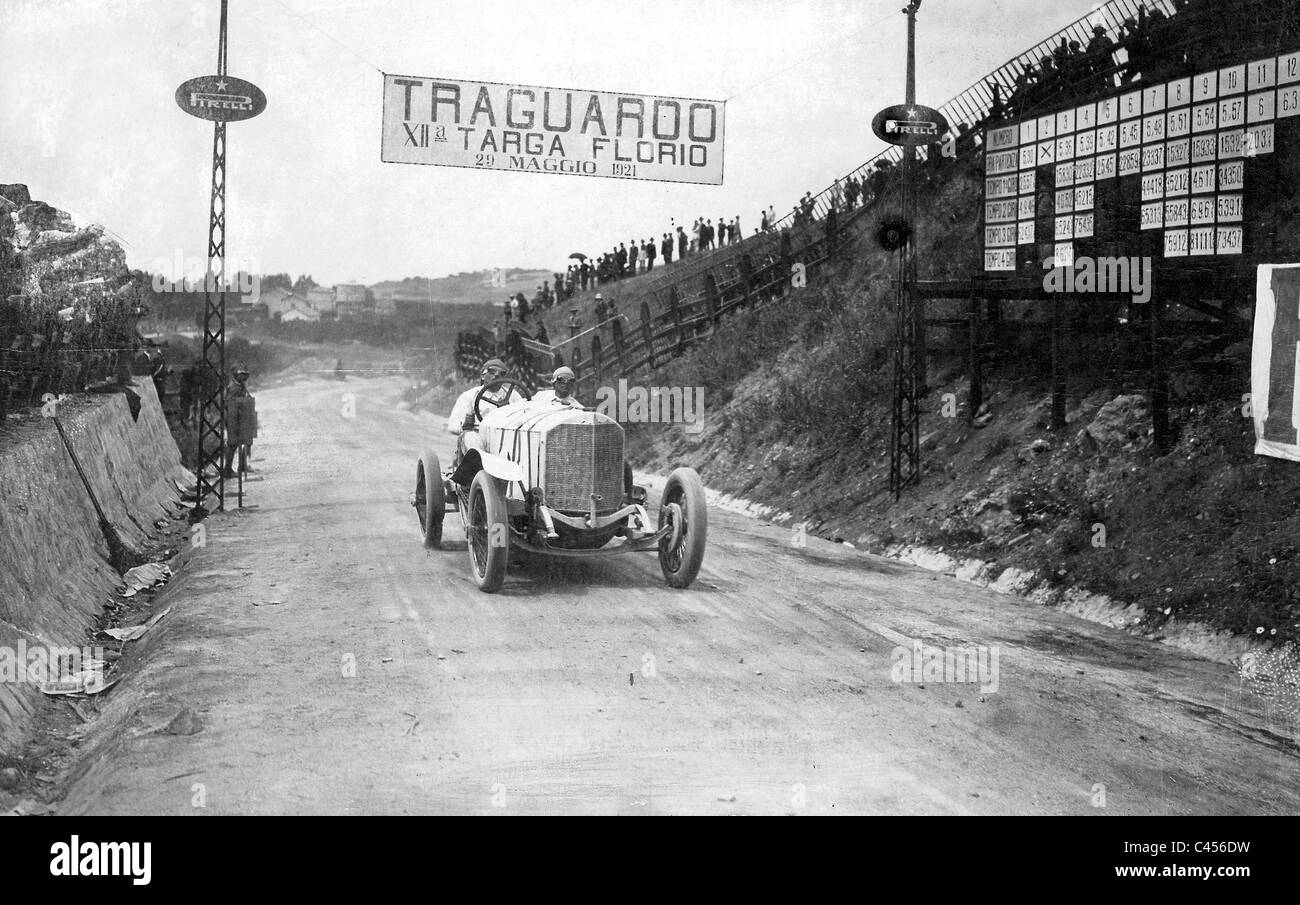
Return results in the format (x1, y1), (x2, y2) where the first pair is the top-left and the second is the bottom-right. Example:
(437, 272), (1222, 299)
(1150, 289), (1170, 452)
(1051, 290), (1066, 431)
(668, 287), (685, 352)
(968, 293), (983, 419)
(739, 254), (754, 307)
(641, 301), (655, 369)
(704, 274), (719, 328)
(780, 231), (793, 295)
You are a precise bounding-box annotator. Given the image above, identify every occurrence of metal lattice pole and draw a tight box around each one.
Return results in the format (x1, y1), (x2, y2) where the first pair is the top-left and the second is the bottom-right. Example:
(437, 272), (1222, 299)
(891, 1), (923, 497)
(194, 0), (229, 517)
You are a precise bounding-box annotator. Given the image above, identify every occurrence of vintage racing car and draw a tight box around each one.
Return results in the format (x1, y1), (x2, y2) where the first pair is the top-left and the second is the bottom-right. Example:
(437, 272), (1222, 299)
(413, 378), (707, 592)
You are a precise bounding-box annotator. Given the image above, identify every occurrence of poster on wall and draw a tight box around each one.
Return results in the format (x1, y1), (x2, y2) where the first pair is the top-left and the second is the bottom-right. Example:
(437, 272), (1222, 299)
(1252, 263), (1300, 461)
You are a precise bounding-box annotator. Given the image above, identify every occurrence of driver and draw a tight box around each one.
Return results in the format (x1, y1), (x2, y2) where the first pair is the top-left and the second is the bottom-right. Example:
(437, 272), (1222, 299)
(529, 366), (583, 409)
(447, 358), (526, 447)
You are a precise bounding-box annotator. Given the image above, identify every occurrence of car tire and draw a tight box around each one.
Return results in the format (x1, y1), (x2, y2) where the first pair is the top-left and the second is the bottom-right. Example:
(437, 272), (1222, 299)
(657, 467), (707, 588)
(415, 450), (446, 549)
(467, 469), (509, 593)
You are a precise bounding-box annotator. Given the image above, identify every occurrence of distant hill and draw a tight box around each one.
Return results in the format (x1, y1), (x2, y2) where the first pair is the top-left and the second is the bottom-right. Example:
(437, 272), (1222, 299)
(370, 268), (558, 306)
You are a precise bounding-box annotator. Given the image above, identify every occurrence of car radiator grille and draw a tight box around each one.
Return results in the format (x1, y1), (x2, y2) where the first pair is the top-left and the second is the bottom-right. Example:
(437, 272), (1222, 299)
(545, 421), (624, 514)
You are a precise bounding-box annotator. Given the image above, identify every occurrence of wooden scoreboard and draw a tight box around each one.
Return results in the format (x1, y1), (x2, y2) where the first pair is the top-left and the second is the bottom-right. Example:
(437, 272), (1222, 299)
(982, 50), (1300, 278)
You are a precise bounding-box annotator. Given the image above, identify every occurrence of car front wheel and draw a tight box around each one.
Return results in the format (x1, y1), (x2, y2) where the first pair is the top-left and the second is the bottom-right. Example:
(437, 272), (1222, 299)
(657, 467), (707, 588)
(467, 469), (509, 592)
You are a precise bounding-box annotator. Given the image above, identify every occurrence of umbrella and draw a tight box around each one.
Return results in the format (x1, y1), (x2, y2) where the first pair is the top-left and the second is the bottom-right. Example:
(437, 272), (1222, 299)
(568, 252), (587, 261)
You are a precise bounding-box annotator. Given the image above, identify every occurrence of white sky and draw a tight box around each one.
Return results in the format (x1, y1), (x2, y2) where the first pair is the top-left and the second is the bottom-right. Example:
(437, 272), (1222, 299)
(1, 0), (1103, 284)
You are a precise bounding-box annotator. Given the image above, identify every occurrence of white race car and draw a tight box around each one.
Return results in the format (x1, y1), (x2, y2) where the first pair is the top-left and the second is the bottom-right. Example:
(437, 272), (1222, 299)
(414, 378), (707, 593)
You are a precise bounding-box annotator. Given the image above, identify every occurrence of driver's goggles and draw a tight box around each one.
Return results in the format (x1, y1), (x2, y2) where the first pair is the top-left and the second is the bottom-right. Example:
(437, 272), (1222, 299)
(481, 367), (507, 379)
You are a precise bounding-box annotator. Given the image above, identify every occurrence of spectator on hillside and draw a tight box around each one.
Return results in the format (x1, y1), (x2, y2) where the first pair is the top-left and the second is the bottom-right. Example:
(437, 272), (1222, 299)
(503, 296), (513, 325)
(767, 204), (776, 228)
(568, 306), (582, 339)
(760, 209), (769, 232)
(534, 320), (549, 345)
(628, 239), (638, 275)
(594, 293), (608, 323)
(661, 232), (673, 265)
(844, 176), (860, 210)
(580, 259), (591, 291)
(1086, 24), (1117, 91)
(616, 243), (628, 278)
(677, 226), (688, 259)
(515, 291), (530, 325)
(645, 237), (656, 272)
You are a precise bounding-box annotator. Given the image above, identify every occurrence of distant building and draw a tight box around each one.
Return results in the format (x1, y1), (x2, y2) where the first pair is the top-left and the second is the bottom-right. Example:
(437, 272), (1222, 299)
(334, 284), (370, 319)
(280, 305), (321, 323)
(260, 286), (296, 319)
(307, 287), (336, 315)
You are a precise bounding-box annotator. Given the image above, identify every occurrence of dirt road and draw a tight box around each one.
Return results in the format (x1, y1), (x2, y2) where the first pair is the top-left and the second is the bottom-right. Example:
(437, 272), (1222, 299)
(54, 375), (1299, 815)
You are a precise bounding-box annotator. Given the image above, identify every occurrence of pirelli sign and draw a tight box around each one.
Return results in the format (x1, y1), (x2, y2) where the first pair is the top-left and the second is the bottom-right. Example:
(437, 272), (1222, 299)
(381, 73), (725, 185)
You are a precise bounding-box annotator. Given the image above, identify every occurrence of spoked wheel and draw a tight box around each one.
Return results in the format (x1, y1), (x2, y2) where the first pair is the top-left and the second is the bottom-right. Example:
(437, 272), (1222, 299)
(415, 450), (445, 549)
(466, 470), (509, 592)
(657, 467), (707, 588)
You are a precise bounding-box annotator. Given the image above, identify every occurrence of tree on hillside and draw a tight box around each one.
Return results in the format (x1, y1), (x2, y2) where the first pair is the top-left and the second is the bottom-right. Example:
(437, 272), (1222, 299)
(292, 274), (319, 293)
(261, 273), (293, 291)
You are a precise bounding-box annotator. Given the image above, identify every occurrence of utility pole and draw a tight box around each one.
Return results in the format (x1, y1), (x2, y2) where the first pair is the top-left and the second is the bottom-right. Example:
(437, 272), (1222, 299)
(890, 0), (923, 497)
(195, 0), (230, 519)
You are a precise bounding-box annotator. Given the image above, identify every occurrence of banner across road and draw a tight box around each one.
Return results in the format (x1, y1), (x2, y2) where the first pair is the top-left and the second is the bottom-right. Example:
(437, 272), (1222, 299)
(380, 73), (725, 185)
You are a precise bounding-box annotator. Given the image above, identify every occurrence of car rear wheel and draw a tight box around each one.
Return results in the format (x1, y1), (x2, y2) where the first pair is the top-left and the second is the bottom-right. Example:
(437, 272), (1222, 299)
(415, 451), (445, 549)
(657, 467), (707, 588)
(467, 469), (509, 592)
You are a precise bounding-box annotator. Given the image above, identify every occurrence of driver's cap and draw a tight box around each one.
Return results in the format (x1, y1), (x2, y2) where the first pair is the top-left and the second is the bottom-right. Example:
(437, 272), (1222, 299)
(551, 366), (575, 382)
(481, 358), (507, 372)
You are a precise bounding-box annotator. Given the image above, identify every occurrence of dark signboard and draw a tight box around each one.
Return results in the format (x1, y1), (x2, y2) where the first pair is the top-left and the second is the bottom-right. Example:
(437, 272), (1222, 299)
(872, 103), (949, 146)
(175, 75), (266, 122)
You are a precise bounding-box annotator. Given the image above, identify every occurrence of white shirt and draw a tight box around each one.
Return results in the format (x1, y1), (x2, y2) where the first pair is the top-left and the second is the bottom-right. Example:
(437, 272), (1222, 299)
(447, 384), (525, 435)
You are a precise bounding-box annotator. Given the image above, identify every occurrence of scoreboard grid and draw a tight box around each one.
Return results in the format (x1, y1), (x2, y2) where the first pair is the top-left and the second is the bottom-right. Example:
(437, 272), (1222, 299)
(983, 49), (1300, 274)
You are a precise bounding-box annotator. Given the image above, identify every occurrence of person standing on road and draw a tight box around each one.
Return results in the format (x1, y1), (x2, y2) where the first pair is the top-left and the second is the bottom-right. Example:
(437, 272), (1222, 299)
(222, 363), (257, 478)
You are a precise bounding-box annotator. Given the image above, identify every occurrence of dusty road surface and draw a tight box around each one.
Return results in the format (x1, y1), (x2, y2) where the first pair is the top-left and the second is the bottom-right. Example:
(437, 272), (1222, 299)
(54, 375), (1300, 815)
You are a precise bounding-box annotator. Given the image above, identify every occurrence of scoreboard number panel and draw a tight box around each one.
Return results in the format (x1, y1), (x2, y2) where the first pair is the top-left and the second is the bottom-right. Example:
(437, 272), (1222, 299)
(1189, 196), (1217, 225)
(1280, 84), (1300, 118)
(1248, 91), (1277, 123)
(1167, 138), (1191, 167)
(1165, 229), (1189, 256)
(1193, 102), (1218, 133)
(1142, 202), (1165, 231)
(1245, 123), (1276, 157)
(1217, 226), (1244, 254)
(1249, 57), (1278, 91)
(1190, 226), (1216, 255)
(1217, 194), (1244, 223)
(1219, 95), (1246, 128)
(1279, 51), (1300, 86)
(1218, 160), (1244, 191)
(1165, 197), (1190, 228)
